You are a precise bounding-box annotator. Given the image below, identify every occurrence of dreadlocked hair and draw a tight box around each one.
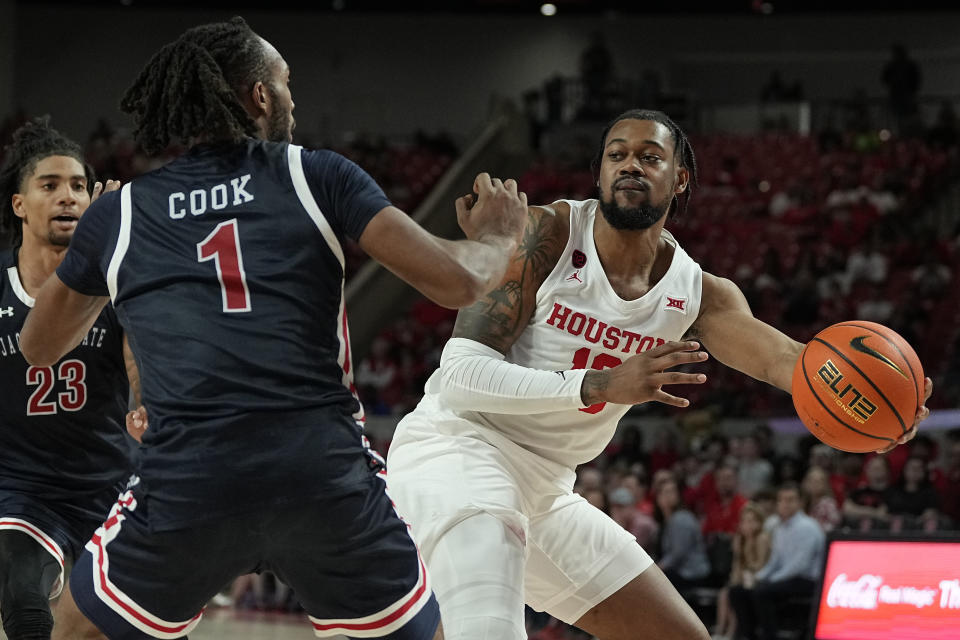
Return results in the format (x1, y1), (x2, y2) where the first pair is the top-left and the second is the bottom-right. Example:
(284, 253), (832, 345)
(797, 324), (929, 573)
(120, 16), (269, 154)
(0, 116), (94, 247)
(590, 109), (699, 219)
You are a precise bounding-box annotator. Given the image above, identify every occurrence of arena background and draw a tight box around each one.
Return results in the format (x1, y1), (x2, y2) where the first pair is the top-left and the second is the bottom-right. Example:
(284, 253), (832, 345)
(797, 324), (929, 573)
(0, 1), (958, 638)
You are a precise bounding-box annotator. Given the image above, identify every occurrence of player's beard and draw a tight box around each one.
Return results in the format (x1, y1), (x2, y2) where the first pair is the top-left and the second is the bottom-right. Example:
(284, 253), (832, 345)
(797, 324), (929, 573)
(265, 88), (295, 143)
(23, 219), (71, 248)
(47, 229), (72, 247)
(597, 186), (671, 230)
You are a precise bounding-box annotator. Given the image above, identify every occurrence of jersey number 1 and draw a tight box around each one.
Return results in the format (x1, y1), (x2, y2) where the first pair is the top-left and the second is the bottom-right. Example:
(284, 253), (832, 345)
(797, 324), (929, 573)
(197, 219), (252, 313)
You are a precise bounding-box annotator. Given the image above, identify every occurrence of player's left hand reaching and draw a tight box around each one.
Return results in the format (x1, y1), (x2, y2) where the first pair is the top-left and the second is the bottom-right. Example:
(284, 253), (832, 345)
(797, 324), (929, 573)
(875, 376), (933, 454)
(126, 406), (148, 443)
(91, 179), (122, 202)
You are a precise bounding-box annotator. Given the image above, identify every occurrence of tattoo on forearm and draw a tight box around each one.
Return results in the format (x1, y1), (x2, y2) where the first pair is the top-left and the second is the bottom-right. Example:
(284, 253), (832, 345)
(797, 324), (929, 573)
(453, 210), (559, 352)
(581, 370), (609, 405)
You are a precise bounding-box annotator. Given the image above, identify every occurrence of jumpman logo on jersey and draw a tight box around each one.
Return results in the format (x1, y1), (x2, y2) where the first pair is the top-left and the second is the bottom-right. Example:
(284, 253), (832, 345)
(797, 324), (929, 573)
(0, 306), (13, 318)
(566, 271), (583, 283)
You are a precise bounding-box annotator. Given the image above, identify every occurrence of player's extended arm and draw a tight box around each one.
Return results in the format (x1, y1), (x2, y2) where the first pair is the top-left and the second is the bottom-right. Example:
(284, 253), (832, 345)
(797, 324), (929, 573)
(20, 275), (109, 367)
(434, 204), (580, 412)
(434, 204), (708, 413)
(122, 335), (141, 406)
(685, 272), (804, 392)
(121, 335), (149, 443)
(688, 272), (932, 453)
(359, 173), (527, 309)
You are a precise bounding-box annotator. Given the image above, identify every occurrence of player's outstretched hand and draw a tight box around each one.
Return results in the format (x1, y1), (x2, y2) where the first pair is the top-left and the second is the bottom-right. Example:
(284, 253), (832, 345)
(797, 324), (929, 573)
(875, 376), (933, 454)
(455, 172), (527, 248)
(581, 340), (708, 408)
(126, 405), (148, 443)
(91, 179), (122, 202)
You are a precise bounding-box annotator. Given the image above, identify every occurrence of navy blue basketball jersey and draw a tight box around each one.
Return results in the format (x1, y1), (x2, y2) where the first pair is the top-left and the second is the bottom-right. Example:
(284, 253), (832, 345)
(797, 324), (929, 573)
(56, 141), (392, 529)
(0, 251), (131, 517)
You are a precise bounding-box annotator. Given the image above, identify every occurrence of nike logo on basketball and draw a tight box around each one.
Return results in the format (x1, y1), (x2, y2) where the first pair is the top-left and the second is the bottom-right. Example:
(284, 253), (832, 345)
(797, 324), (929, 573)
(0, 307), (12, 317)
(849, 336), (907, 379)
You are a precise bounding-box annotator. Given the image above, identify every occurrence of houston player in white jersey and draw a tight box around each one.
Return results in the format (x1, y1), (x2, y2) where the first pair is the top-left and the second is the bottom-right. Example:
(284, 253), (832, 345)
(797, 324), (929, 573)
(386, 109), (932, 640)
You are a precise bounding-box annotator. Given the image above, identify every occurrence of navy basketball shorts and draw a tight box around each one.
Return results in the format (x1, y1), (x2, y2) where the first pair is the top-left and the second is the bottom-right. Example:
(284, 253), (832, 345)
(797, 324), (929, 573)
(0, 488), (123, 598)
(70, 473), (440, 640)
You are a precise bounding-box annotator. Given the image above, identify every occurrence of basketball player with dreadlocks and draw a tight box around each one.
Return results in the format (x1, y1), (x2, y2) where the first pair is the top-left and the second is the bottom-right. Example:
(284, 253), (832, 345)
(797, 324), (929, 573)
(0, 117), (132, 640)
(384, 109), (932, 640)
(21, 16), (525, 640)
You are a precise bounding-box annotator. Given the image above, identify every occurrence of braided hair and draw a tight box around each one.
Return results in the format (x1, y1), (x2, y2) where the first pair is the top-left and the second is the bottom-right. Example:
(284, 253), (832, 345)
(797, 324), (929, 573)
(0, 116), (93, 247)
(120, 16), (270, 154)
(590, 109), (699, 218)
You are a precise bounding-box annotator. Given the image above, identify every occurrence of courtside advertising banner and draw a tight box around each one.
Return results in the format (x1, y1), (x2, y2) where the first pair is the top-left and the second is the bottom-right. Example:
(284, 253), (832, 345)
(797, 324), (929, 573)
(814, 540), (960, 640)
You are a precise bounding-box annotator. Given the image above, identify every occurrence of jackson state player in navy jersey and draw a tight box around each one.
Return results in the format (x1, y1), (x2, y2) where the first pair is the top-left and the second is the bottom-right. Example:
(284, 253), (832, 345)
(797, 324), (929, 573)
(22, 17), (525, 640)
(0, 118), (133, 640)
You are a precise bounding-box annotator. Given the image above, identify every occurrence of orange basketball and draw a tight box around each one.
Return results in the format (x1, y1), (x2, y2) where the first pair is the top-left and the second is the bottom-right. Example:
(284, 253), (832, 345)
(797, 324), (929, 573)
(791, 321), (924, 453)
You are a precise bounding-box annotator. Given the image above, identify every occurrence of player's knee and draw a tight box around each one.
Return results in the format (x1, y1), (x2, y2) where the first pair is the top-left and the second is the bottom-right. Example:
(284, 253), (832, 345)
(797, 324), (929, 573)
(0, 556), (57, 640)
(1, 606), (54, 640)
(428, 513), (526, 640)
(442, 614), (524, 640)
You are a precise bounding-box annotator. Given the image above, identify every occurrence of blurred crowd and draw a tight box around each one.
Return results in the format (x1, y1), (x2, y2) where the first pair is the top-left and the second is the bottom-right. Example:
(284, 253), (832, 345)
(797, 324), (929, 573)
(358, 116), (960, 419)
(524, 425), (960, 640)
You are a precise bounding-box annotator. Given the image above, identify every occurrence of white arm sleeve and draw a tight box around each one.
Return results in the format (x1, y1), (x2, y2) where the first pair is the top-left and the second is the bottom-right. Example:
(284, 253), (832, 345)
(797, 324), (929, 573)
(437, 337), (589, 414)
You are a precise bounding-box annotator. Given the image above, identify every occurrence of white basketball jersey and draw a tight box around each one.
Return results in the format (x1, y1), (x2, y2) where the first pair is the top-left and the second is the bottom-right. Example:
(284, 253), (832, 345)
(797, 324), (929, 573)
(408, 199), (703, 470)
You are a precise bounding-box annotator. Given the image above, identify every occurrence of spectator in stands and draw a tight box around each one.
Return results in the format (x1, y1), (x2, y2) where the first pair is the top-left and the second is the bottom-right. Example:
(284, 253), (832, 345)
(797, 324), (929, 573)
(609, 486), (659, 553)
(715, 503), (772, 640)
(575, 466), (604, 493)
(759, 70), (789, 103)
(752, 425), (776, 461)
(801, 466), (842, 532)
(807, 443), (848, 504)
(817, 277), (851, 326)
(926, 99), (959, 150)
(649, 427), (683, 473)
(354, 335), (398, 415)
(654, 478), (711, 592)
(703, 464), (748, 537)
(911, 251), (952, 299)
(543, 74), (565, 124)
(881, 43), (922, 136)
(618, 463), (651, 504)
(843, 455), (894, 530)
(736, 434), (774, 499)
(730, 483), (825, 640)
(781, 264), (820, 326)
(687, 434), (730, 514)
(229, 572), (294, 613)
(579, 486), (608, 514)
(936, 434), (960, 526)
(886, 456), (941, 531)
(578, 31), (614, 120)
(843, 231), (889, 290)
(835, 451), (866, 500)
(855, 282), (895, 324)
(773, 455), (802, 486)
(759, 70), (802, 103)
(607, 423), (647, 468)
(752, 487), (779, 533)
